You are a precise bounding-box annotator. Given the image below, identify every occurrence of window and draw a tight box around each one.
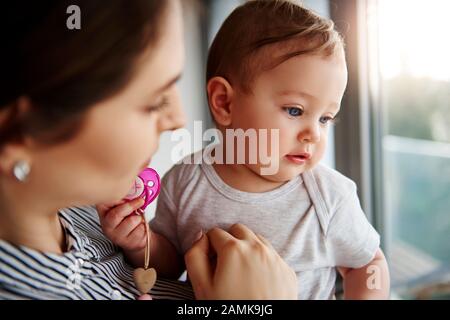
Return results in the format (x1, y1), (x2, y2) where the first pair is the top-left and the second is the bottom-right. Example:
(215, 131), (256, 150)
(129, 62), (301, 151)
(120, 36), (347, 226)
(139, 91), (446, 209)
(332, 0), (449, 299)
(374, 0), (450, 299)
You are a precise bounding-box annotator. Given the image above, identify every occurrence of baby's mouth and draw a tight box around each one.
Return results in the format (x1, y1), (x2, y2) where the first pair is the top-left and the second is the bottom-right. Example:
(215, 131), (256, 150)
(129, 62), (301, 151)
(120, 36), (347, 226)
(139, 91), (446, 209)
(285, 152), (311, 164)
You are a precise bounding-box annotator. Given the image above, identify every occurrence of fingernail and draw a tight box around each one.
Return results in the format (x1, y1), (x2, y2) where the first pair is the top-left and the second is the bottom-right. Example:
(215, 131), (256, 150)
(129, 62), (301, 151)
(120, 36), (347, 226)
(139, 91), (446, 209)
(193, 230), (203, 244)
(135, 197), (145, 206)
(135, 208), (145, 216)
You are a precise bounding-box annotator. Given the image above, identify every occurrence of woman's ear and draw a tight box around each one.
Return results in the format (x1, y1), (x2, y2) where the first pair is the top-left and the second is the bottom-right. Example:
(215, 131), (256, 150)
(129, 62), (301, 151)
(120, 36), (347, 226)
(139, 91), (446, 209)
(207, 76), (234, 127)
(0, 97), (33, 179)
(0, 143), (32, 180)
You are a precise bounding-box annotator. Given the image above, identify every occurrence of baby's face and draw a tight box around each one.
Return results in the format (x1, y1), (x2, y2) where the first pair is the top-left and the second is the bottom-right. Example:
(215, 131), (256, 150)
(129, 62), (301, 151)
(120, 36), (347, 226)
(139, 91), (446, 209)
(229, 50), (348, 182)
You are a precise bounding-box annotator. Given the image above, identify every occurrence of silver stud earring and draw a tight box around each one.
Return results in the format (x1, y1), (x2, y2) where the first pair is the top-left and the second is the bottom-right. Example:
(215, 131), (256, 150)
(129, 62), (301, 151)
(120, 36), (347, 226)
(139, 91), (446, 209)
(13, 160), (31, 182)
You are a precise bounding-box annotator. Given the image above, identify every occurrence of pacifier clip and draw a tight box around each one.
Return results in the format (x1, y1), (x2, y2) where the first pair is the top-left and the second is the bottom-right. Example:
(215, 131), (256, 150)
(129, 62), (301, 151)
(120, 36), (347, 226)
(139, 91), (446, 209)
(124, 168), (161, 297)
(133, 208), (157, 296)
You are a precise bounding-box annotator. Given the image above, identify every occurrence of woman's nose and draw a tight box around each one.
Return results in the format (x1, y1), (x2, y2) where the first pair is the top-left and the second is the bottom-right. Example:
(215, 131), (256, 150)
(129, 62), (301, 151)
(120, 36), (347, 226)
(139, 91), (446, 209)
(298, 122), (321, 143)
(157, 87), (186, 132)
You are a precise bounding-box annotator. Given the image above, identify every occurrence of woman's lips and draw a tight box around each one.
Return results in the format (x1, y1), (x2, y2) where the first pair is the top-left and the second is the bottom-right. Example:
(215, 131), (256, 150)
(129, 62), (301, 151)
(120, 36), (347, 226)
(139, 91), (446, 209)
(285, 153), (311, 165)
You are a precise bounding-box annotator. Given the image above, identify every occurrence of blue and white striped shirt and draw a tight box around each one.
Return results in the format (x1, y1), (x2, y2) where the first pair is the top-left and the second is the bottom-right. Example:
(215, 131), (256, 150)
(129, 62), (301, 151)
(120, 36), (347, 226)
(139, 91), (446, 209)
(0, 206), (194, 300)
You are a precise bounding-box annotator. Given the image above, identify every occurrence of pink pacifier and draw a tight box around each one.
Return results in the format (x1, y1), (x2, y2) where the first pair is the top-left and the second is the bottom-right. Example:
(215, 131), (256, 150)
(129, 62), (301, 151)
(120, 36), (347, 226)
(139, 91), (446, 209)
(125, 168), (161, 297)
(124, 168), (161, 211)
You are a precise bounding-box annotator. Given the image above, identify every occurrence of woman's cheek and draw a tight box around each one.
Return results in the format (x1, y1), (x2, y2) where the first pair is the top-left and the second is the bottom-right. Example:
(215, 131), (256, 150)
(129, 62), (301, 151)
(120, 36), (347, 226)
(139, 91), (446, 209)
(141, 114), (160, 156)
(105, 117), (149, 172)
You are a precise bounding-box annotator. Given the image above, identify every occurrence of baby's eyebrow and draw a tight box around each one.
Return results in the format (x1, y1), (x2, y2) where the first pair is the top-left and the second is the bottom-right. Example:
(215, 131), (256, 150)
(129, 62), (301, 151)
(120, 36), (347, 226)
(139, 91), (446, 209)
(330, 104), (341, 113)
(277, 90), (317, 102)
(277, 90), (340, 111)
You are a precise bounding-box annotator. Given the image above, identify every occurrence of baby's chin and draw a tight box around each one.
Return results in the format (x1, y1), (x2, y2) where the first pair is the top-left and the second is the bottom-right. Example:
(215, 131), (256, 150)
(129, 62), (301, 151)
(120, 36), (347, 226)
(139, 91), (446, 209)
(265, 170), (304, 183)
(249, 163), (308, 183)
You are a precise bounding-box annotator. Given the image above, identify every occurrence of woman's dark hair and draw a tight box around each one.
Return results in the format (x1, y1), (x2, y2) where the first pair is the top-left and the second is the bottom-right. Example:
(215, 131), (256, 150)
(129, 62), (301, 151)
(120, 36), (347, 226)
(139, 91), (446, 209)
(0, 0), (169, 147)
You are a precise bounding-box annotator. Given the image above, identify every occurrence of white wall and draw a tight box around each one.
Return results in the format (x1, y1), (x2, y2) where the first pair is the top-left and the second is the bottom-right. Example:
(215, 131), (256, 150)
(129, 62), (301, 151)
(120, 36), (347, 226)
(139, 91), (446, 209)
(145, 3), (209, 218)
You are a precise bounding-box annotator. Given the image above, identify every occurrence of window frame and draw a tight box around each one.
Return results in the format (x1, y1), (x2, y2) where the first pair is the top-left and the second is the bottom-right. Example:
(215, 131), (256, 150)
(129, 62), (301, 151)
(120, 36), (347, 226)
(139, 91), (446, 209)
(330, 0), (387, 251)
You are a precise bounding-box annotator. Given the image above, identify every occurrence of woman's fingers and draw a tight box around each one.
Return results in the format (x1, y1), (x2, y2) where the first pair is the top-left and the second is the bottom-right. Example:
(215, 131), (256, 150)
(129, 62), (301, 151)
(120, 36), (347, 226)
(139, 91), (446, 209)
(126, 223), (147, 250)
(206, 227), (238, 252)
(228, 223), (255, 241)
(101, 197), (144, 230)
(113, 215), (143, 240)
(184, 234), (213, 299)
(186, 226), (298, 299)
(96, 200), (126, 219)
(255, 233), (274, 250)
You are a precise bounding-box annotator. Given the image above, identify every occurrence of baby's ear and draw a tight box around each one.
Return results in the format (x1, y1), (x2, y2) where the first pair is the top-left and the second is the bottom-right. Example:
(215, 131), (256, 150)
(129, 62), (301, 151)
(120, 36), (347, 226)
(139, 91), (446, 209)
(207, 76), (234, 127)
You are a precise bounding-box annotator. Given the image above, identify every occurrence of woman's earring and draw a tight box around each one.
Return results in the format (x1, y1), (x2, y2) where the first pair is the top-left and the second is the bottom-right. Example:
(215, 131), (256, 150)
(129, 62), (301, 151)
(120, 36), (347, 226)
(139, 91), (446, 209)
(13, 160), (30, 182)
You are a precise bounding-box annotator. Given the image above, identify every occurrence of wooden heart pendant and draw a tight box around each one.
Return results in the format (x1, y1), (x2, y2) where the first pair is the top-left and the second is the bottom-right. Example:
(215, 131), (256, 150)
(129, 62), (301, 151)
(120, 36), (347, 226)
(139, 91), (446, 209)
(132, 209), (157, 296)
(134, 267), (157, 294)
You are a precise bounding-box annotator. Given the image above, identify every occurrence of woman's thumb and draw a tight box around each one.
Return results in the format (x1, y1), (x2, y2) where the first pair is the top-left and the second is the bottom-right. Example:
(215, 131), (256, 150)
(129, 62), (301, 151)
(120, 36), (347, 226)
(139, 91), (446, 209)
(184, 233), (212, 299)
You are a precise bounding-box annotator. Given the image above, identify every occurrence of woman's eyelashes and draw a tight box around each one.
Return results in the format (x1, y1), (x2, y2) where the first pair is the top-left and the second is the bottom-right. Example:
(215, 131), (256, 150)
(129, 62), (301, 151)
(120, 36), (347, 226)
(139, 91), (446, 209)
(144, 96), (169, 113)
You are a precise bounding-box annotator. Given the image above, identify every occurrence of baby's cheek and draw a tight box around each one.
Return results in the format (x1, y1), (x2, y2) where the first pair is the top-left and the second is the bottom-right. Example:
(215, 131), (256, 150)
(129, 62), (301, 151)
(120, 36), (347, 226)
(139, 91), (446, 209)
(313, 140), (327, 164)
(275, 130), (293, 156)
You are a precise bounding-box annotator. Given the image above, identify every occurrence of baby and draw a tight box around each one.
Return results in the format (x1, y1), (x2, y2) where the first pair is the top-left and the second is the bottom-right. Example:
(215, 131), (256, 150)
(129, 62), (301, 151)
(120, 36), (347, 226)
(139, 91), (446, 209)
(100, 0), (390, 299)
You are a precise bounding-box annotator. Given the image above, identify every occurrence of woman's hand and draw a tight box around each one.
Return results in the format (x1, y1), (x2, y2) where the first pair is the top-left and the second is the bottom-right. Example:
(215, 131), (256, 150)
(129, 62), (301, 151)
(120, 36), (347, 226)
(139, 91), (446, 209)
(96, 197), (147, 252)
(97, 199), (183, 277)
(184, 223), (298, 300)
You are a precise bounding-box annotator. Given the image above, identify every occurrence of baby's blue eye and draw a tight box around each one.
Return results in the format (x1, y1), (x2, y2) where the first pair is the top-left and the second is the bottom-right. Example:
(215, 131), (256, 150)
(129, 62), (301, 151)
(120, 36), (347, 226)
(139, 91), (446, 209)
(319, 116), (335, 124)
(284, 106), (304, 117)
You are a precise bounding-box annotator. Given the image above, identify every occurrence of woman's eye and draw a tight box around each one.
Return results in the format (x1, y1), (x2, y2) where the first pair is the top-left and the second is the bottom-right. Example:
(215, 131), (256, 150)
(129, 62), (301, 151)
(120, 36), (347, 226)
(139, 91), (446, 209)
(283, 106), (304, 117)
(319, 116), (336, 124)
(145, 96), (169, 113)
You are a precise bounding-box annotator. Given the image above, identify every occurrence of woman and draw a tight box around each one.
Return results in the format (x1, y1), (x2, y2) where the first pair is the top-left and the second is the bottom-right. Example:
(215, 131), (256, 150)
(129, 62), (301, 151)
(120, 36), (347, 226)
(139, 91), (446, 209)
(0, 0), (297, 299)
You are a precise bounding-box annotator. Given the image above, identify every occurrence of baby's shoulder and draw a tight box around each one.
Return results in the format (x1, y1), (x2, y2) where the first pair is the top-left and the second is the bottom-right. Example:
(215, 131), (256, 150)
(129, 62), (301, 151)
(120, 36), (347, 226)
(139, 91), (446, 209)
(307, 163), (358, 209)
(161, 149), (204, 189)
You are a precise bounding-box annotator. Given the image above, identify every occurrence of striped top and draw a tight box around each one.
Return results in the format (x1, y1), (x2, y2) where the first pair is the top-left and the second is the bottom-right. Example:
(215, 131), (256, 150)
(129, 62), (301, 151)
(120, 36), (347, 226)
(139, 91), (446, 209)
(0, 206), (194, 300)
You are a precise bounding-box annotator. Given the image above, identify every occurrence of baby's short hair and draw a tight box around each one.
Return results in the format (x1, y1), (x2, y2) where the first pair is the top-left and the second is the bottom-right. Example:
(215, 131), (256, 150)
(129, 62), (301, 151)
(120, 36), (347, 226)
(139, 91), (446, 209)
(206, 0), (344, 92)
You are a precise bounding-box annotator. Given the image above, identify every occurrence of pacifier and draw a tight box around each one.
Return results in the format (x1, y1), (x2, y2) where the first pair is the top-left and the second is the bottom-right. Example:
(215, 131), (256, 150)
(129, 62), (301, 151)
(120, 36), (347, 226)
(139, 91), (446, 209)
(125, 168), (161, 297)
(124, 168), (161, 211)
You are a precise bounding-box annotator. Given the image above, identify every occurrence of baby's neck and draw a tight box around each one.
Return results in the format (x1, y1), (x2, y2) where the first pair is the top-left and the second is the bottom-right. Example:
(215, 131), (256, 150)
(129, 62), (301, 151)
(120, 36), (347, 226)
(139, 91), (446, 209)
(212, 162), (285, 193)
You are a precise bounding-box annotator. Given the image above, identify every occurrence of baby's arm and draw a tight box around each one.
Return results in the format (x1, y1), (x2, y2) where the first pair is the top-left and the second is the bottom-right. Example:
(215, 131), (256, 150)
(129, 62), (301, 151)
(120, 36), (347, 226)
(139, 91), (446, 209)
(96, 198), (184, 279)
(338, 248), (390, 299)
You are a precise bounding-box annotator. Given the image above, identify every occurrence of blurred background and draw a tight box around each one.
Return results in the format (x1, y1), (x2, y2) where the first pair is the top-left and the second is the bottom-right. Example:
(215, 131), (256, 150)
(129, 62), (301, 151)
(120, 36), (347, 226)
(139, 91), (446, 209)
(148, 0), (450, 300)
